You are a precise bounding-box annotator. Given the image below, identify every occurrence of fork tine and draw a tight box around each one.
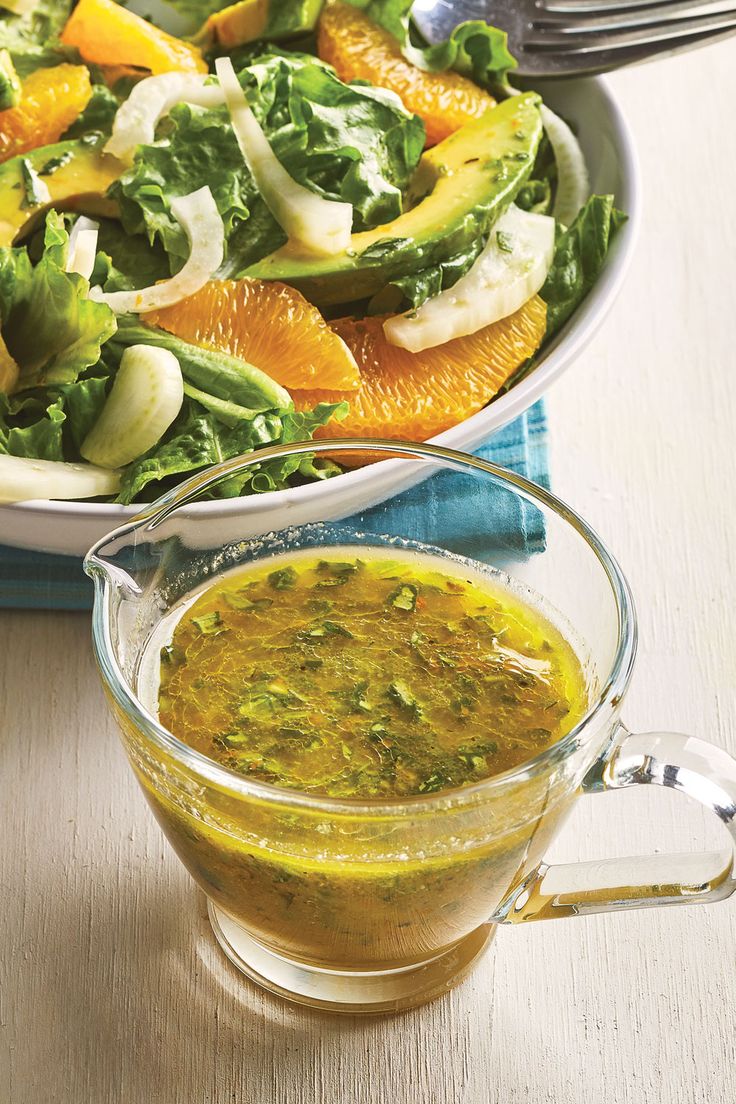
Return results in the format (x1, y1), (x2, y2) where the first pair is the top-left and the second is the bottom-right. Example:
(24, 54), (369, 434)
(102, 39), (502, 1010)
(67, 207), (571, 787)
(525, 7), (736, 50)
(535, 0), (736, 33)
(540, 0), (697, 11)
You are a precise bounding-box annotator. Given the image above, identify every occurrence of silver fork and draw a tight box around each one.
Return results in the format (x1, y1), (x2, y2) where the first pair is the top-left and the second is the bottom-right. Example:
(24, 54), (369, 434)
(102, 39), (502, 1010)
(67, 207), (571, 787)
(411, 0), (736, 76)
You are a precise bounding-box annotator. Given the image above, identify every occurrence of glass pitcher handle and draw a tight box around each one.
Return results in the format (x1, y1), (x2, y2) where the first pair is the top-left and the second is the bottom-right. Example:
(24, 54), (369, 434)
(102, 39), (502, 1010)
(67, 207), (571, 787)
(497, 728), (736, 923)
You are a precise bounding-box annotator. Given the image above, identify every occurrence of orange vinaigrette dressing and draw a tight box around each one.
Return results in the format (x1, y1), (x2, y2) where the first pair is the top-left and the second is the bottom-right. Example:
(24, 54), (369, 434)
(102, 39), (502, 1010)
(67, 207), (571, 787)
(157, 548), (589, 798)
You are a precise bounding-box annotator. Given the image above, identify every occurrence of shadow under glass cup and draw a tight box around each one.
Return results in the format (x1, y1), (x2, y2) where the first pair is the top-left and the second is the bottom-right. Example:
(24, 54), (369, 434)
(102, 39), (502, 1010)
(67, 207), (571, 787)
(85, 440), (736, 1014)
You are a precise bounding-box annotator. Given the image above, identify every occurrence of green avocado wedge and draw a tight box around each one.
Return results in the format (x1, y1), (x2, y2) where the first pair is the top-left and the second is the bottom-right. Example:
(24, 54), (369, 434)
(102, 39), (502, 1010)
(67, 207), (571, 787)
(0, 139), (121, 247)
(244, 92), (543, 307)
(199, 0), (324, 49)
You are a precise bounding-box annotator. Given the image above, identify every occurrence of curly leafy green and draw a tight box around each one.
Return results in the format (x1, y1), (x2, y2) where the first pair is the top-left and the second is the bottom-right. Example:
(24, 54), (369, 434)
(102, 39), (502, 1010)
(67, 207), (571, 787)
(373, 239), (485, 312)
(0, 212), (117, 389)
(61, 83), (120, 142)
(541, 195), (626, 339)
(93, 217), (172, 293)
(111, 99), (262, 272)
(0, 390), (65, 460)
(117, 400), (346, 504)
(110, 51), (425, 275)
(515, 133), (556, 217)
(0, 369), (110, 461)
(345, 0), (517, 90)
(0, 0), (76, 77)
(55, 372), (110, 452)
(498, 195), (626, 396)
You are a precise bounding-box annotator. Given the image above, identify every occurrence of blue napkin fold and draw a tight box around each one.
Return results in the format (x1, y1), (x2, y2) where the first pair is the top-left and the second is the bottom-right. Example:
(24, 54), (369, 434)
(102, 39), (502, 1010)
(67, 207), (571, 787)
(0, 400), (548, 611)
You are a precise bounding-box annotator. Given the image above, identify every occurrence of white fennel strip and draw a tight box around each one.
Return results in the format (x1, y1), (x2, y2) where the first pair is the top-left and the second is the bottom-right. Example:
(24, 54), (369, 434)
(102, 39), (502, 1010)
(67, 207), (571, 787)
(540, 104), (590, 228)
(81, 344), (183, 469)
(215, 56), (352, 257)
(89, 187), (224, 313)
(0, 454), (121, 502)
(104, 73), (226, 164)
(384, 206), (555, 353)
(66, 216), (99, 281)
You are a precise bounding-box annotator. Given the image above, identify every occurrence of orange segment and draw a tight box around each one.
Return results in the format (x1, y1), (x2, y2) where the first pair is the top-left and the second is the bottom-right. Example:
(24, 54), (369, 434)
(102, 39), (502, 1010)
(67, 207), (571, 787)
(61, 0), (207, 76)
(291, 296), (547, 441)
(318, 1), (495, 147)
(0, 64), (92, 164)
(144, 279), (361, 392)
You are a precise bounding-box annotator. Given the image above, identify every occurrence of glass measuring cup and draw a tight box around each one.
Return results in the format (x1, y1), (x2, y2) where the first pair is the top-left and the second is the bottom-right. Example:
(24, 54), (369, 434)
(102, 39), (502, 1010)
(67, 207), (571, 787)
(85, 440), (736, 1014)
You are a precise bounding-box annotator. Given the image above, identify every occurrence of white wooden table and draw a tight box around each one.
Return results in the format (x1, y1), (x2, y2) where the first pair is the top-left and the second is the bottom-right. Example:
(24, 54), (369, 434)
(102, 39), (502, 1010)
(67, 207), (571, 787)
(3, 42), (736, 1104)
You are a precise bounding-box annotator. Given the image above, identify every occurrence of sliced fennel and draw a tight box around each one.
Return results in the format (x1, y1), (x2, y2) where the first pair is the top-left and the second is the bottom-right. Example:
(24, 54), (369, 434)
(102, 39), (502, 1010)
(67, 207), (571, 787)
(81, 344), (184, 469)
(540, 104), (590, 228)
(215, 56), (353, 257)
(90, 187), (224, 314)
(104, 73), (226, 165)
(384, 206), (555, 353)
(0, 455), (121, 503)
(66, 216), (99, 281)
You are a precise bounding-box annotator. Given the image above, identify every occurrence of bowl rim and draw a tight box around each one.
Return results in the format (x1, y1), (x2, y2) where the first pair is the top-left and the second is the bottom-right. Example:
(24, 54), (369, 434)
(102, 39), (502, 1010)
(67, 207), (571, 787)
(87, 437), (638, 816)
(2, 74), (641, 530)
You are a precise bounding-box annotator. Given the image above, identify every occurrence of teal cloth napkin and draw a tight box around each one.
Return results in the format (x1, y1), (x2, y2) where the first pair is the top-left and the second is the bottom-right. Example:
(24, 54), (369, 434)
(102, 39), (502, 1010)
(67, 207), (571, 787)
(0, 400), (548, 611)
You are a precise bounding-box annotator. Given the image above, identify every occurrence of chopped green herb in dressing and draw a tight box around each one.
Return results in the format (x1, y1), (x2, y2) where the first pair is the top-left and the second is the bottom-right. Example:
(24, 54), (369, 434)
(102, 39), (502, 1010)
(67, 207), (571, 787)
(159, 551), (588, 798)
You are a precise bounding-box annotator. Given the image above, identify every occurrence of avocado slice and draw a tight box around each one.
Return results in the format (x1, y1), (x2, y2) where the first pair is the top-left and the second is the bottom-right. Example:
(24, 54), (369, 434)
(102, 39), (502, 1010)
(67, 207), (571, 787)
(245, 92), (543, 307)
(199, 0), (323, 49)
(0, 139), (121, 247)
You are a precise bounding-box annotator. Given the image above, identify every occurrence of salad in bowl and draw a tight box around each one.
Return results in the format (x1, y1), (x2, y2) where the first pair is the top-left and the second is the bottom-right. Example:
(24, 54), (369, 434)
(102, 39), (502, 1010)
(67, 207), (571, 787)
(0, 0), (628, 512)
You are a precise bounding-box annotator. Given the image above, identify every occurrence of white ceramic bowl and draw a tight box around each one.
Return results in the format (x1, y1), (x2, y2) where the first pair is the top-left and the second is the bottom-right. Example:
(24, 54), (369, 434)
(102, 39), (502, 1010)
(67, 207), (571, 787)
(0, 77), (640, 556)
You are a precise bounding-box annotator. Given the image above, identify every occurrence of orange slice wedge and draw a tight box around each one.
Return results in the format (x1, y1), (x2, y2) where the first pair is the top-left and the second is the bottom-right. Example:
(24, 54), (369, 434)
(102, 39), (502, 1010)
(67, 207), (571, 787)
(0, 64), (92, 164)
(144, 279), (361, 392)
(61, 0), (207, 76)
(291, 296), (547, 441)
(317, 1), (496, 146)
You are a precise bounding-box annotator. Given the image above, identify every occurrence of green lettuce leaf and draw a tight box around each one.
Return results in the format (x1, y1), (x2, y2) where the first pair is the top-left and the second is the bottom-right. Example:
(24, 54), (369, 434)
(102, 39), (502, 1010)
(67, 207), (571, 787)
(0, 390), (65, 460)
(374, 238), (485, 312)
(345, 1), (516, 89)
(181, 381), (269, 428)
(117, 399), (347, 504)
(0, 211), (117, 389)
(0, 368), (111, 460)
(55, 372), (110, 452)
(0, 0), (76, 77)
(497, 195), (626, 396)
(111, 99), (261, 272)
(61, 83), (120, 142)
(541, 195), (626, 339)
(515, 133), (556, 217)
(110, 51), (425, 274)
(93, 217), (171, 293)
